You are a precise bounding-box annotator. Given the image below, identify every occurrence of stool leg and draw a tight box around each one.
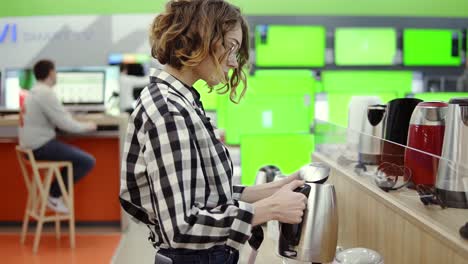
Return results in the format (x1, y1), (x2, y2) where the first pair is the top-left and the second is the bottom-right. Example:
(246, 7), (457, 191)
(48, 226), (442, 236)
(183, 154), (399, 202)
(69, 165), (75, 248)
(33, 168), (53, 253)
(55, 213), (60, 240)
(33, 218), (44, 254)
(20, 194), (32, 244)
(66, 165), (75, 248)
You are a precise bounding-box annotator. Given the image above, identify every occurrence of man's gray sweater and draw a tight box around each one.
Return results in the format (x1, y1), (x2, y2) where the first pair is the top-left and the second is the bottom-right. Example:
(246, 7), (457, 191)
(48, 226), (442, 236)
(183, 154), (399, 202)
(19, 82), (88, 150)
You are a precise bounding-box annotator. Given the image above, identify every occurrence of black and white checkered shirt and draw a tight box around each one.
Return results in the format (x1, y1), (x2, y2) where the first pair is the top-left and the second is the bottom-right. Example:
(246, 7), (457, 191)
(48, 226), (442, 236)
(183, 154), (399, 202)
(119, 69), (254, 251)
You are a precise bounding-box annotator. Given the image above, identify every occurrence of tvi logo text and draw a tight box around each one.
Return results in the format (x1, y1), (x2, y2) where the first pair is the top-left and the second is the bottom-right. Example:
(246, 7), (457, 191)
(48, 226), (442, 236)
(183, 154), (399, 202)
(0, 24), (17, 43)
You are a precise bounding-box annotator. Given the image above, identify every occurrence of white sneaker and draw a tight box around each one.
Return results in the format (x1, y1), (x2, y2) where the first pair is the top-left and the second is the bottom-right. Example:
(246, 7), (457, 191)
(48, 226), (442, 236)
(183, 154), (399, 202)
(47, 196), (69, 214)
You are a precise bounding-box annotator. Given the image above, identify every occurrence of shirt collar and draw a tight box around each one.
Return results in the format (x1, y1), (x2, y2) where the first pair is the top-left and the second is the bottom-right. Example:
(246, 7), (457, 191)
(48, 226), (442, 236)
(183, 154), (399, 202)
(150, 68), (203, 110)
(33, 81), (52, 91)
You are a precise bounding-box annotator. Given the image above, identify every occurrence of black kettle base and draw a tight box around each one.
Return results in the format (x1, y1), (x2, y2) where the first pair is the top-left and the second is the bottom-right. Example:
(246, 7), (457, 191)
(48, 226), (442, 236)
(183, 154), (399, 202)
(436, 188), (468, 209)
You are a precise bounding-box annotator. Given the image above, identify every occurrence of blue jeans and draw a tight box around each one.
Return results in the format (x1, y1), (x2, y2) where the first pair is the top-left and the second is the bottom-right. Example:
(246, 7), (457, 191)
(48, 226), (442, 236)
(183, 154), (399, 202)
(33, 139), (95, 198)
(157, 245), (239, 264)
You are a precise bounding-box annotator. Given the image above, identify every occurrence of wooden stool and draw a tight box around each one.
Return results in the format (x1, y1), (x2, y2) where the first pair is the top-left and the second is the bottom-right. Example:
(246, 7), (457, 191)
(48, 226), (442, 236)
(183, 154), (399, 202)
(15, 146), (75, 253)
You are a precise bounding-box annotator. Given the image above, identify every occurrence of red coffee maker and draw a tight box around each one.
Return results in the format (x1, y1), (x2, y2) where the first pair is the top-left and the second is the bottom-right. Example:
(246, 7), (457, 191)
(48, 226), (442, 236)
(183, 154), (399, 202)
(405, 101), (448, 186)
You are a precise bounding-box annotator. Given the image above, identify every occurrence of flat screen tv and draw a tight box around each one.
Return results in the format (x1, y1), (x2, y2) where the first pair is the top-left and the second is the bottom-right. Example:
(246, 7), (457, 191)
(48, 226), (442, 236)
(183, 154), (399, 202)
(255, 25), (326, 67)
(403, 29), (462, 66)
(217, 70), (316, 145)
(334, 28), (397, 66)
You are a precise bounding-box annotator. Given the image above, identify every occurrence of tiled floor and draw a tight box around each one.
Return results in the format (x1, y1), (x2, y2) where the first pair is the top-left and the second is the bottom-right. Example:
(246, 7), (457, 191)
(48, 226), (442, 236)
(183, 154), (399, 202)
(0, 233), (121, 264)
(113, 221), (285, 264)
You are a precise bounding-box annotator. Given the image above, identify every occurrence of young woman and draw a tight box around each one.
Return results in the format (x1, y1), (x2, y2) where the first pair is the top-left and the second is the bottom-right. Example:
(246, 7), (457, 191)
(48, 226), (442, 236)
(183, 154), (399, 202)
(119, 1), (307, 263)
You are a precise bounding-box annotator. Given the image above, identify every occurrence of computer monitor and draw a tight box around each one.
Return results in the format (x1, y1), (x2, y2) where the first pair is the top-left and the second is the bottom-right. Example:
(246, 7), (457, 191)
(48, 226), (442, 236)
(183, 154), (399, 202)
(2, 68), (36, 110)
(55, 70), (106, 111)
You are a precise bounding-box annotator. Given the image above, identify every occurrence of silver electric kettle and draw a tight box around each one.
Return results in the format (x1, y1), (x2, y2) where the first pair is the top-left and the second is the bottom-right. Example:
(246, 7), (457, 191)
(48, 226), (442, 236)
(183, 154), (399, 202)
(359, 104), (387, 165)
(278, 162), (338, 263)
(436, 98), (468, 208)
(254, 165), (282, 185)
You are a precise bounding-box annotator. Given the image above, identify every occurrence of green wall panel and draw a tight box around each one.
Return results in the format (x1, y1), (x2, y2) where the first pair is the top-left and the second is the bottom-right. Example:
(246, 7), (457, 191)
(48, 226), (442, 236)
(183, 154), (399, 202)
(321, 71), (413, 96)
(240, 133), (315, 186)
(321, 71), (412, 127)
(193, 80), (220, 111)
(327, 92), (398, 127)
(2, 0), (468, 17)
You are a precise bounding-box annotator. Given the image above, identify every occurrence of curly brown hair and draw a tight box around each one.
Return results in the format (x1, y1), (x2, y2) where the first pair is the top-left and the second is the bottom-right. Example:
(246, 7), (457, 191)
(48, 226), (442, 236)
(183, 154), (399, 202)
(149, 0), (249, 103)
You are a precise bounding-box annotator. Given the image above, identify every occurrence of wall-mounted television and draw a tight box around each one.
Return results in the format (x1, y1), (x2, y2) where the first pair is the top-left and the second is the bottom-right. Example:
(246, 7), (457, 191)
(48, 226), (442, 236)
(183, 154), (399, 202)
(255, 25), (326, 67)
(334, 28), (397, 66)
(403, 29), (462, 66)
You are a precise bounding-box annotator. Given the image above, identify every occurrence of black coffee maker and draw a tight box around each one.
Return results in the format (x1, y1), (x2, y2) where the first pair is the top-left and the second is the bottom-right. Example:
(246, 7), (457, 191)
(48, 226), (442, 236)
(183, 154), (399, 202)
(381, 98), (423, 170)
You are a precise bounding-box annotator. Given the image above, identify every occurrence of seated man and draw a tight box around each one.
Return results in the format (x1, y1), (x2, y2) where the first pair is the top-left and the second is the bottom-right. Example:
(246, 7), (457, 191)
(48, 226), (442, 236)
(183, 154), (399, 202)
(19, 59), (97, 213)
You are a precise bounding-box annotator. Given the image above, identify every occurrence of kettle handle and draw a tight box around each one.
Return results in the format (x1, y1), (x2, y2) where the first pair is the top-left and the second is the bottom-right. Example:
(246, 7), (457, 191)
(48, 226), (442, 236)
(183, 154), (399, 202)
(461, 106), (468, 126)
(280, 184), (311, 246)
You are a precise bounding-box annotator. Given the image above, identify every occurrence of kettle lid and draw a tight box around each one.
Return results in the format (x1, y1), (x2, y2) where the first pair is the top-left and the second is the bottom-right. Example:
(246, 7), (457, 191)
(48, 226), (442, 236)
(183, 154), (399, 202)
(367, 104), (386, 126)
(449, 97), (468, 106)
(299, 162), (330, 184)
(418, 101), (449, 108)
(334, 248), (383, 264)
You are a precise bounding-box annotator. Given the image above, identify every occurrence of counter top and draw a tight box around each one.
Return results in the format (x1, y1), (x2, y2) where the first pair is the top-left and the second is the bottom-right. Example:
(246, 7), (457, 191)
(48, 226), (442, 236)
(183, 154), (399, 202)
(313, 150), (468, 261)
(0, 113), (125, 127)
(0, 113), (128, 139)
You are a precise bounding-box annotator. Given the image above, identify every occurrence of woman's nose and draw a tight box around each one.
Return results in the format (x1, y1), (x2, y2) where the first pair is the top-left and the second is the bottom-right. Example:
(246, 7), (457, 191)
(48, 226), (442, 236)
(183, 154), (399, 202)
(227, 57), (238, 69)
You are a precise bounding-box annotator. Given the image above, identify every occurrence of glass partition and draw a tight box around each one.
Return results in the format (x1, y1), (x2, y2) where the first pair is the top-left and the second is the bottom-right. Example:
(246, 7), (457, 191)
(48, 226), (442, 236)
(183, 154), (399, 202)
(314, 119), (468, 209)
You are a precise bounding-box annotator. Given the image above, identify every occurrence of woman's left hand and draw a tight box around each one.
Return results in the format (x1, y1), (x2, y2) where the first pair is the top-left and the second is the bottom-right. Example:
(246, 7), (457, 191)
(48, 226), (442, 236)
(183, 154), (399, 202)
(281, 170), (301, 186)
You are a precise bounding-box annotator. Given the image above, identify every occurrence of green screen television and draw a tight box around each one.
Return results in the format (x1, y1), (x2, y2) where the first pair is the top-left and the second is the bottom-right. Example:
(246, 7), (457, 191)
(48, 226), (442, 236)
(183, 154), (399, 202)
(334, 28), (397, 66)
(255, 25), (326, 67)
(217, 70), (316, 145)
(240, 133), (315, 186)
(403, 29), (462, 66)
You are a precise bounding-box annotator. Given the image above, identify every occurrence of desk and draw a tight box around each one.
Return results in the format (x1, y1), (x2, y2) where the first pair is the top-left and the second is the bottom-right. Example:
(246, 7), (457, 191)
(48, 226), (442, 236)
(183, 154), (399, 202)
(313, 151), (468, 264)
(0, 113), (128, 224)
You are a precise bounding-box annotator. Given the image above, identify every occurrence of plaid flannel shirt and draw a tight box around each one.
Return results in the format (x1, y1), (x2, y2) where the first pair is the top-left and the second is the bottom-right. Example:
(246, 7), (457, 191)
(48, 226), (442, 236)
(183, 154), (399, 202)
(119, 69), (254, 251)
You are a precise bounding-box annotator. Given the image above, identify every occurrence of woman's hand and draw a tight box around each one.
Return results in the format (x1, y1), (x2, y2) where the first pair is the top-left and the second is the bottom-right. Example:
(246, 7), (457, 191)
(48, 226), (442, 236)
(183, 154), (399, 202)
(269, 180), (307, 224)
(279, 170), (302, 186)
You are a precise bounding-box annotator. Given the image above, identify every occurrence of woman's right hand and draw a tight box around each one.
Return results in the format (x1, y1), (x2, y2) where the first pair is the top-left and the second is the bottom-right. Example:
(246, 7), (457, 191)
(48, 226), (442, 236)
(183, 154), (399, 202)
(269, 180), (307, 224)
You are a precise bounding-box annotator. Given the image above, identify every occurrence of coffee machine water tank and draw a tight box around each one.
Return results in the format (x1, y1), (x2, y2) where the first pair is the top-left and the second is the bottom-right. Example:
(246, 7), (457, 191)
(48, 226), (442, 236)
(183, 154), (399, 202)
(405, 101), (448, 187)
(278, 162), (338, 263)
